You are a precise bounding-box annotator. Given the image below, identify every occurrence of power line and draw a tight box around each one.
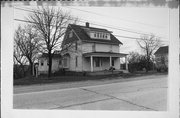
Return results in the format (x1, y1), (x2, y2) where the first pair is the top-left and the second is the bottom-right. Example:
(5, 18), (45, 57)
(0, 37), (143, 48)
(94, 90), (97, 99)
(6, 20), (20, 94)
(14, 18), (58, 27)
(14, 18), (141, 40)
(14, 7), (167, 39)
(14, 18), (168, 43)
(114, 35), (168, 42)
(66, 6), (165, 29)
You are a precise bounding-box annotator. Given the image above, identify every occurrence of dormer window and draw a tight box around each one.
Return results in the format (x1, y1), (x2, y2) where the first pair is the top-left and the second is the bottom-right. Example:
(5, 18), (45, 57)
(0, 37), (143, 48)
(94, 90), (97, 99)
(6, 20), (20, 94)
(94, 33), (96, 37)
(105, 34), (107, 38)
(90, 32), (110, 40)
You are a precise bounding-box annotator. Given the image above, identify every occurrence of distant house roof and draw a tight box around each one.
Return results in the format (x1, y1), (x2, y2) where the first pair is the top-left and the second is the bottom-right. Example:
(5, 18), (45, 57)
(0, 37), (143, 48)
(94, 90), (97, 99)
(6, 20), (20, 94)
(62, 23), (123, 45)
(154, 46), (168, 55)
(39, 53), (61, 59)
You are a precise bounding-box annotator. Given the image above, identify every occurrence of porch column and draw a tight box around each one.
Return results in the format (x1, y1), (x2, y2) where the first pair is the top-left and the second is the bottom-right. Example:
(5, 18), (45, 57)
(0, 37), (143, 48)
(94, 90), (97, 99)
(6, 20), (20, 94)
(125, 56), (128, 70)
(90, 56), (93, 72)
(110, 56), (112, 67)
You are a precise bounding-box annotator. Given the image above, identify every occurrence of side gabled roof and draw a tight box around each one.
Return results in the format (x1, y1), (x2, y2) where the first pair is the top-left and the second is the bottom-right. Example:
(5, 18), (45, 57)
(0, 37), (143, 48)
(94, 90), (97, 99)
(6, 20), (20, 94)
(154, 46), (168, 55)
(62, 24), (123, 45)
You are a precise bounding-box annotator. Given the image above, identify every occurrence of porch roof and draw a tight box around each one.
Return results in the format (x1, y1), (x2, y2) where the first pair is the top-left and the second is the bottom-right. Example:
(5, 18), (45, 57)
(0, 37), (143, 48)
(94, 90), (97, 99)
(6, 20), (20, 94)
(83, 52), (128, 57)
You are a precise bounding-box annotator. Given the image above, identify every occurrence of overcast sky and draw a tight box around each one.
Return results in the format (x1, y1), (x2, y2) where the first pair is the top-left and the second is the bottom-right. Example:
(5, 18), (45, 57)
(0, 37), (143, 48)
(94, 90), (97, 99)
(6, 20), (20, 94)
(14, 6), (169, 54)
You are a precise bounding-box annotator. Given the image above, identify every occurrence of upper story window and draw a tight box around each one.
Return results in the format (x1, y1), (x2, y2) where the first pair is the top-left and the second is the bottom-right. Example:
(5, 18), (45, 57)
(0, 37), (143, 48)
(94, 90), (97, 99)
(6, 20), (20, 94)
(91, 32), (110, 40)
(41, 60), (44, 66)
(69, 30), (73, 38)
(75, 56), (78, 67)
(94, 33), (96, 37)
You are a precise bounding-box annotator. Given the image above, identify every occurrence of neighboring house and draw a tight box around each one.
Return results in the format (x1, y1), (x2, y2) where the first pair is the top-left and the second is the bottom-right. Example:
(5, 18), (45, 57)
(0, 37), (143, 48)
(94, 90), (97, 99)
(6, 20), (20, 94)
(61, 22), (128, 72)
(38, 53), (62, 74)
(154, 46), (168, 71)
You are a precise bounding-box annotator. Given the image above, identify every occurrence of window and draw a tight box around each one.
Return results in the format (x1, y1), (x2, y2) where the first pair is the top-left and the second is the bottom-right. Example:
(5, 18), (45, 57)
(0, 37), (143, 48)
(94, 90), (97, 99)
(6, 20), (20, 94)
(69, 30), (73, 38)
(97, 33), (99, 38)
(90, 32), (110, 40)
(105, 34), (107, 38)
(64, 58), (67, 67)
(100, 33), (102, 38)
(92, 43), (96, 52)
(76, 56), (78, 67)
(94, 33), (96, 38)
(94, 58), (102, 67)
(41, 60), (44, 66)
(59, 60), (62, 65)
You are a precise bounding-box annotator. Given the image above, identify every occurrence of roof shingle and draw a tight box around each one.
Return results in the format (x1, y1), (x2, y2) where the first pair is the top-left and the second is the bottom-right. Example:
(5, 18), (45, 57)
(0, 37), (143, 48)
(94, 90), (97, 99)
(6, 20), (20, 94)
(63, 24), (123, 45)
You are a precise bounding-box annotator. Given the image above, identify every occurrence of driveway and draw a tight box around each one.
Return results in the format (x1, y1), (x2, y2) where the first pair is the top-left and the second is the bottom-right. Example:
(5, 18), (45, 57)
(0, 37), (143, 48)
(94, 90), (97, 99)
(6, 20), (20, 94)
(14, 74), (167, 110)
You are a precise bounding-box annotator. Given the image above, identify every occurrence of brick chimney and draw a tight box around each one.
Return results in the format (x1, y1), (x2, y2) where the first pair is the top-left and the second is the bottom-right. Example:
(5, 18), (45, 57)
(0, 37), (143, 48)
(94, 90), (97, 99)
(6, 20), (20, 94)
(86, 22), (89, 28)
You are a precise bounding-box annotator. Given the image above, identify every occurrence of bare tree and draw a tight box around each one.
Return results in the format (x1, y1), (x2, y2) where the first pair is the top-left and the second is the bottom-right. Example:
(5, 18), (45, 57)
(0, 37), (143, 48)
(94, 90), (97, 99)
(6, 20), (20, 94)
(14, 42), (28, 78)
(14, 25), (40, 75)
(27, 7), (78, 77)
(137, 34), (161, 72)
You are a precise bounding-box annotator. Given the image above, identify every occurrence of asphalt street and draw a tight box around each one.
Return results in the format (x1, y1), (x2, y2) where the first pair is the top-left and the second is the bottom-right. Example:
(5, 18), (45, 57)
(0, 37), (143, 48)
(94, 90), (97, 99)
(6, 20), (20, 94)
(14, 75), (167, 111)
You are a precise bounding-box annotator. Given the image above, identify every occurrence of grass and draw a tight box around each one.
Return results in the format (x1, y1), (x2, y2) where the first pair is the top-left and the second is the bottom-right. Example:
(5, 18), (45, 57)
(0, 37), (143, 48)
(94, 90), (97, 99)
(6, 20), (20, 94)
(13, 71), (168, 86)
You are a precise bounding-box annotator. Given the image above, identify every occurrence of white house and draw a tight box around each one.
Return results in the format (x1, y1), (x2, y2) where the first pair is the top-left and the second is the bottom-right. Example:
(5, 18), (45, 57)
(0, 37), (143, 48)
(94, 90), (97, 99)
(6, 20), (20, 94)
(61, 22), (128, 73)
(38, 53), (62, 74)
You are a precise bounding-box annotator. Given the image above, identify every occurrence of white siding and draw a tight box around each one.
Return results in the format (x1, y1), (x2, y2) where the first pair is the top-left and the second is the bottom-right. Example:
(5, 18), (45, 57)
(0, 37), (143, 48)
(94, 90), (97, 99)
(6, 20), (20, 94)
(82, 43), (119, 53)
(68, 53), (83, 72)
(62, 41), (121, 72)
(38, 58), (61, 74)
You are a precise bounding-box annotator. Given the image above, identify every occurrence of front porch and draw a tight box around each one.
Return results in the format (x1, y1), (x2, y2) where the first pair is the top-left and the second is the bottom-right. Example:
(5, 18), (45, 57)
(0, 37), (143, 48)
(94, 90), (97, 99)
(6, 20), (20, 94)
(83, 52), (128, 72)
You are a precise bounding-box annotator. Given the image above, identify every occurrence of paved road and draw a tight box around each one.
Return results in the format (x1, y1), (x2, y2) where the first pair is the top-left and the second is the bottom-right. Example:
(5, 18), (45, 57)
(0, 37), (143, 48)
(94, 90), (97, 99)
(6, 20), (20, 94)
(14, 75), (167, 111)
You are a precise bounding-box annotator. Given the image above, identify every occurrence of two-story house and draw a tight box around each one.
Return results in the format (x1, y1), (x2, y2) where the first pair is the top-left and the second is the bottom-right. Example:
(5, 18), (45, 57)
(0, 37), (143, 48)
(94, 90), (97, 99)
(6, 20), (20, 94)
(61, 22), (128, 73)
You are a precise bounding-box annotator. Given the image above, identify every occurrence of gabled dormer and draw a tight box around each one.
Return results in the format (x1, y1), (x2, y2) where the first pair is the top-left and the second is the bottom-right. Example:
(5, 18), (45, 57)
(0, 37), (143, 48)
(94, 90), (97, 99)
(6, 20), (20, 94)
(83, 22), (111, 40)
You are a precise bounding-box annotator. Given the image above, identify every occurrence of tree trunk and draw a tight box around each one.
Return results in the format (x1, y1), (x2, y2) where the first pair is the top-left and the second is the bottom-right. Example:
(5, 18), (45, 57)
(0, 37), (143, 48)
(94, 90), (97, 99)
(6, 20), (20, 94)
(146, 57), (150, 73)
(26, 57), (33, 76)
(29, 61), (33, 76)
(48, 52), (52, 78)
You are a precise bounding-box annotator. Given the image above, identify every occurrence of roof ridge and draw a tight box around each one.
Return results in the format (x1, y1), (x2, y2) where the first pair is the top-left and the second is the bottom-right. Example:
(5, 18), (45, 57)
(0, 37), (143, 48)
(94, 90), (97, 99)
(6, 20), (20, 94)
(69, 24), (109, 31)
